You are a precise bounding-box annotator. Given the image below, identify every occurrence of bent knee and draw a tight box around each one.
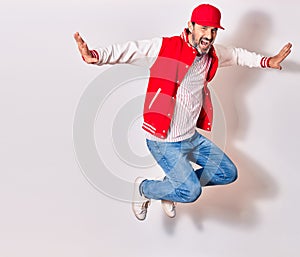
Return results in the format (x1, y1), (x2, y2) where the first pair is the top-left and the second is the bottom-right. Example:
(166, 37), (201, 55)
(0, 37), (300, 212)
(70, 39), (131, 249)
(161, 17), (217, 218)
(226, 163), (238, 184)
(175, 183), (202, 203)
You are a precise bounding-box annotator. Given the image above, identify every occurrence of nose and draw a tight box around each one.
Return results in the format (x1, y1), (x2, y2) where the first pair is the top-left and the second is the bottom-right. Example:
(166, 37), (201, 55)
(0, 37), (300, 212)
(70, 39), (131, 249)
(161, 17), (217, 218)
(205, 30), (212, 40)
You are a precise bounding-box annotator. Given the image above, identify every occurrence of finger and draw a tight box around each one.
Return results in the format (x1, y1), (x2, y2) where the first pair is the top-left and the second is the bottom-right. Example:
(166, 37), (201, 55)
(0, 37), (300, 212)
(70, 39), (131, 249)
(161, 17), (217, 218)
(286, 42), (292, 49)
(276, 47), (291, 63)
(280, 49), (291, 60)
(74, 32), (85, 44)
(273, 63), (282, 70)
(280, 46), (290, 55)
(283, 42), (292, 48)
(281, 43), (292, 54)
(73, 32), (79, 40)
(77, 43), (86, 56)
(280, 47), (291, 57)
(74, 33), (88, 53)
(76, 37), (91, 58)
(81, 42), (91, 55)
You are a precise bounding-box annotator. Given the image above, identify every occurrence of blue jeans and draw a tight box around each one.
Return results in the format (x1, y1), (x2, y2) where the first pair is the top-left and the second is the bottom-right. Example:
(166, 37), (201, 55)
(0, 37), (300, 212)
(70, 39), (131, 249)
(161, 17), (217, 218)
(141, 131), (237, 203)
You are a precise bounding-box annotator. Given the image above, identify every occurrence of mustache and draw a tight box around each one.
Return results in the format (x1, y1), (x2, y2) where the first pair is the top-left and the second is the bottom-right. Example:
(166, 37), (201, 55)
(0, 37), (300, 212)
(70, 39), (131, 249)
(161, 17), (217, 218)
(199, 37), (213, 43)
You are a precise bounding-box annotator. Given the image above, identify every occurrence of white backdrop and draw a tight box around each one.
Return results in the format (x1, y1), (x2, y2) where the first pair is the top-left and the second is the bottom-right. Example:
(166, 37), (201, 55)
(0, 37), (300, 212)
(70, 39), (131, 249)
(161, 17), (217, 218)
(1, 0), (300, 257)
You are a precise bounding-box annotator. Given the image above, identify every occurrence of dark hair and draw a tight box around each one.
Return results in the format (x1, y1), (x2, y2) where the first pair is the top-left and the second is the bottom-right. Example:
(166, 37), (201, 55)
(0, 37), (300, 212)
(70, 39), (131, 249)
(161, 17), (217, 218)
(187, 22), (195, 34)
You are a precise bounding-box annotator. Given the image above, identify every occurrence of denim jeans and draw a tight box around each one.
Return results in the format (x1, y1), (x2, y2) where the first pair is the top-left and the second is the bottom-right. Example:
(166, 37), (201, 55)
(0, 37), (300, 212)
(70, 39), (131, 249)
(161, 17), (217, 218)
(141, 131), (237, 203)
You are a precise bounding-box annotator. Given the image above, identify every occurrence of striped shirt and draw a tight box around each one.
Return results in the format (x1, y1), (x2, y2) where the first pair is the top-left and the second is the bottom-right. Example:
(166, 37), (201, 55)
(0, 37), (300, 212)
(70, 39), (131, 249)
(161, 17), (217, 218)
(145, 54), (211, 142)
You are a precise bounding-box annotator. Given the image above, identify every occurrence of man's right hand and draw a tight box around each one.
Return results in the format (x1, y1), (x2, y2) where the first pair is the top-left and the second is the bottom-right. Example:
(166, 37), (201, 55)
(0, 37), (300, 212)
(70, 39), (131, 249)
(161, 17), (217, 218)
(74, 32), (99, 64)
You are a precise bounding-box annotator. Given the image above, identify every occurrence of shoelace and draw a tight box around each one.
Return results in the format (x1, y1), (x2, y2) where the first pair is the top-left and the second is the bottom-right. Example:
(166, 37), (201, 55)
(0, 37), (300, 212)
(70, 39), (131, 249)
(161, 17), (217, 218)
(170, 202), (176, 211)
(172, 202), (176, 209)
(140, 200), (150, 214)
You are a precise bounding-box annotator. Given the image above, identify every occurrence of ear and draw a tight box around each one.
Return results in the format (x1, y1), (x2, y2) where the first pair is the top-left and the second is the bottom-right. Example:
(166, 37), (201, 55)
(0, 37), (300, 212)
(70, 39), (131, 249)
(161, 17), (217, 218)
(188, 21), (194, 33)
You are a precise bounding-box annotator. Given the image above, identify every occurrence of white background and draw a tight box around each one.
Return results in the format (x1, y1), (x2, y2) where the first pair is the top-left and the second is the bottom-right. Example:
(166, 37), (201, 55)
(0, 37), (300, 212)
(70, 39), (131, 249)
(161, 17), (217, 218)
(1, 0), (300, 256)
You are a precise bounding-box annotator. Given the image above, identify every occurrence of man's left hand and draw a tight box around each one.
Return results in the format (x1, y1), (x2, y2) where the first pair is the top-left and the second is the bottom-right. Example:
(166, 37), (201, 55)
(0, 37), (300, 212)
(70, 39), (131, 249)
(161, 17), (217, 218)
(269, 43), (292, 70)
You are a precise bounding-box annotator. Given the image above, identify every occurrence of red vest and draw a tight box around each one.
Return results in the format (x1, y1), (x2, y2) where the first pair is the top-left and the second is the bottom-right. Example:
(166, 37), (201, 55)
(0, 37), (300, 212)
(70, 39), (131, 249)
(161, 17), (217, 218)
(142, 32), (219, 139)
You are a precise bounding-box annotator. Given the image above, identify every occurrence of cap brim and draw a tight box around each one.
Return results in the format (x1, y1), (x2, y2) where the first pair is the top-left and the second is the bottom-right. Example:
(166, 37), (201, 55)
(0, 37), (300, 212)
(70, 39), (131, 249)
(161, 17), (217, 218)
(193, 21), (225, 30)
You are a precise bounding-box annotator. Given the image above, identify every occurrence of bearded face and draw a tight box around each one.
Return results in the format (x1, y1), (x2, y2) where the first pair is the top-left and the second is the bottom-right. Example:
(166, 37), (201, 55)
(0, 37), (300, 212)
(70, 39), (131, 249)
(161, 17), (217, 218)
(189, 23), (218, 54)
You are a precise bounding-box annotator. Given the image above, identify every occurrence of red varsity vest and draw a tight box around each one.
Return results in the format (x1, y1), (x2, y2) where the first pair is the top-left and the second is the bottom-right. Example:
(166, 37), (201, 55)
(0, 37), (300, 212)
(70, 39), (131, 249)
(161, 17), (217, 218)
(142, 31), (218, 139)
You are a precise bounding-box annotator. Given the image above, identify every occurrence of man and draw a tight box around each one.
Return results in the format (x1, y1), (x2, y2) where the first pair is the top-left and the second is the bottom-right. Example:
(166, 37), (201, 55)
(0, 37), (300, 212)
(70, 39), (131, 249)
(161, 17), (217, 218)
(74, 4), (292, 221)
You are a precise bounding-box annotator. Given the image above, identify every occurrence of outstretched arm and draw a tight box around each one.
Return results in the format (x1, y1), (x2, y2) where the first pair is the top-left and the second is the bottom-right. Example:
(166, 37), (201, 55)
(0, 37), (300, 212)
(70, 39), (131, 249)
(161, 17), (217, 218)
(268, 43), (292, 70)
(215, 42), (292, 70)
(73, 32), (162, 67)
(74, 32), (99, 64)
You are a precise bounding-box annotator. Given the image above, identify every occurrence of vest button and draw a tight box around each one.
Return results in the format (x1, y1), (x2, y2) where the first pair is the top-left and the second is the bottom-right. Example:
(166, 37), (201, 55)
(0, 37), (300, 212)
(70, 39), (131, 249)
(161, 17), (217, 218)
(186, 65), (189, 68)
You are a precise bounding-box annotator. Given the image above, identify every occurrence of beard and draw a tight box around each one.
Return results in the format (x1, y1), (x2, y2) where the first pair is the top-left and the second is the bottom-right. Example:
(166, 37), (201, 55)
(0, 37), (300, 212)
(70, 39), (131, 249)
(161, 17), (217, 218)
(192, 34), (213, 54)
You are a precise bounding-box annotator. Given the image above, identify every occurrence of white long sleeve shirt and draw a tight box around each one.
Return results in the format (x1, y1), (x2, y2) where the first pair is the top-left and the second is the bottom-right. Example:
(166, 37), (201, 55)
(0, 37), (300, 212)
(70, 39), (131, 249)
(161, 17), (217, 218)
(94, 38), (263, 69)
(93, 34), (265, 141)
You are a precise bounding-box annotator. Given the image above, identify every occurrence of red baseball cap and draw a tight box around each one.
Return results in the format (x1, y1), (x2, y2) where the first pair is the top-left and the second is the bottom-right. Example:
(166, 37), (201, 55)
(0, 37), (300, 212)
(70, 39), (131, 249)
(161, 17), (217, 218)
(191, 4), (224, 30)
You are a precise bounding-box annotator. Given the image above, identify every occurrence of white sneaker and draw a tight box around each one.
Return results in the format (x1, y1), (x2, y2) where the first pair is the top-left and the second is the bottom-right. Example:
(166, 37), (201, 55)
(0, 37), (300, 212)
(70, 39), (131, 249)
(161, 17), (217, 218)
(161, 200), (176, 218)
(132, 177), (151, 221)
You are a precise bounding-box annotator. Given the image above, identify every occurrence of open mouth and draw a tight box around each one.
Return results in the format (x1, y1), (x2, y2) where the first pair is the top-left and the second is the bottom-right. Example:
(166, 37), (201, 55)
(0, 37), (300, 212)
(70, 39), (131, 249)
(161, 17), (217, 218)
(200, 38), (211, 48)
(192, 36), (213, 54)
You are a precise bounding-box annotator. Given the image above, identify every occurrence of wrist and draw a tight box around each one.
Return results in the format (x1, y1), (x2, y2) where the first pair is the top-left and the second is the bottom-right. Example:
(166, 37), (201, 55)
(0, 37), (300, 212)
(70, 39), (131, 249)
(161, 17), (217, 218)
(260, 57), (271, 68)
(90, 50), (99, 60)
(81, 50), (99, 64)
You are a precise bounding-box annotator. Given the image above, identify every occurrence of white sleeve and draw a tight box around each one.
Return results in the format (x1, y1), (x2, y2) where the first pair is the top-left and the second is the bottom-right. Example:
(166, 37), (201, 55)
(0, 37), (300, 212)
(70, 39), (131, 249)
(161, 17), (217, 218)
(94, 37), (162, 68)
(214, 44), (263, 68)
